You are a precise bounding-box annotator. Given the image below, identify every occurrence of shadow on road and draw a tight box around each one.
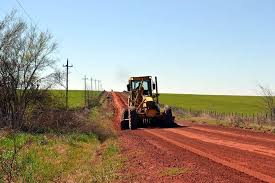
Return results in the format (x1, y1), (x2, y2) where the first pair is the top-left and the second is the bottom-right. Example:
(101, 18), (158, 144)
(133, 122), (189, 130)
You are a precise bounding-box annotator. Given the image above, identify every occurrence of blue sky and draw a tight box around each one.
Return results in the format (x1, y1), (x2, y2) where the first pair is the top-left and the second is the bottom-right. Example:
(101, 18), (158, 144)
(1, 0), (275, 95)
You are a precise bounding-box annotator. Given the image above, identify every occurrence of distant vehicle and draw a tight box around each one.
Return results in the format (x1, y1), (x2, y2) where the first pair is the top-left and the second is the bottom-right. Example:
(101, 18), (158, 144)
(121, 76), (175, 130)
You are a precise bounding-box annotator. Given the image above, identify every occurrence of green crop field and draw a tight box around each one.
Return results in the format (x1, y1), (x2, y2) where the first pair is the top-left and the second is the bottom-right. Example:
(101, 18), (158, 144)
(50, 90), (100, 108)
(49, 91), (265, 115)
(160, 94), (265, 115)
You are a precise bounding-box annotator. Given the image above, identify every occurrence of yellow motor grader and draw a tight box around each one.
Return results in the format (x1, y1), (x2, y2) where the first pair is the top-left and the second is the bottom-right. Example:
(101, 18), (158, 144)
(121, 76), (175, 130)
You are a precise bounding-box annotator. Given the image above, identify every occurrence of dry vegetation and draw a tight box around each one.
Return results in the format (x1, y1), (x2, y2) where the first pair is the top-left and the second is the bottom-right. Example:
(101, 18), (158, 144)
(174, 108), (275, 134)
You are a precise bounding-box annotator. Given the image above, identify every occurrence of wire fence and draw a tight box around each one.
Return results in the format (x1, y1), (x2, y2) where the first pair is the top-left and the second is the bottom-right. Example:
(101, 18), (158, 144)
(171, 106), (275, 124)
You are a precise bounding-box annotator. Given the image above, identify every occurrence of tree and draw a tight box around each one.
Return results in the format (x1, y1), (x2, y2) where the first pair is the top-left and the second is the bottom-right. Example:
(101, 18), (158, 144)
(258, 85), (275, 121)
(0, 11), (62, 129)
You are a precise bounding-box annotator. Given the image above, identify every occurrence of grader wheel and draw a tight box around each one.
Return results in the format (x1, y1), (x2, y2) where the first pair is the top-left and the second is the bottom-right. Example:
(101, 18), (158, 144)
(121, 109), (129, 130)
(164, 105), (174, 127)
(129, 107), (138, 130)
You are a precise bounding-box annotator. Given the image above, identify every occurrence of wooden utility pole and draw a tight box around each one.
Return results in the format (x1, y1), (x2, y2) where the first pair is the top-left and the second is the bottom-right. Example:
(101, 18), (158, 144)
(98, 80), (101, 91)
(100, 81), (102, 91)
(63, 59), (73, 109)
(83, 76), (88, 107)
(91, 77), (93, 91)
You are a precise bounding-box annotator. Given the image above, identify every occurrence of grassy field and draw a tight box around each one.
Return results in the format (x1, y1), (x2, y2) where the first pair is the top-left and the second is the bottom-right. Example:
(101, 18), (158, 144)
(53, 90), (265, 115)
(51, 90), (265, 115)
(160, 94), (264, 115)
(50, 90), (100, 108)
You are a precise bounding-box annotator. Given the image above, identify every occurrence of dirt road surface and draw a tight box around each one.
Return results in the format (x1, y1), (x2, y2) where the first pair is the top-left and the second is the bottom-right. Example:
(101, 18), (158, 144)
(112, 92), (275, 183)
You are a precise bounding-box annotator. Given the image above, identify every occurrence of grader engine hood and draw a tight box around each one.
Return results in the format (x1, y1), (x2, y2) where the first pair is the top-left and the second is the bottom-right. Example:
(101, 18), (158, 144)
(142, 96), (154, 107)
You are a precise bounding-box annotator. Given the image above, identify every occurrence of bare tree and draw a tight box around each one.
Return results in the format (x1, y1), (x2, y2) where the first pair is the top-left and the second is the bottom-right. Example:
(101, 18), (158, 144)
(0, 11), (62, 129)
(258, 85), (275, 121)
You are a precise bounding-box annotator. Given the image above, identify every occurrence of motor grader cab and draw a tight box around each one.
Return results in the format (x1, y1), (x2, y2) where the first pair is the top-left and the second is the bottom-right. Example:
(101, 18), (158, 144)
(121, 76), (175, 130)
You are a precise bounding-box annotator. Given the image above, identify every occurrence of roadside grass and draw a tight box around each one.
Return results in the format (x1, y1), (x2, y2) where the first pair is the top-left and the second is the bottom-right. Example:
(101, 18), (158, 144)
(0, 133), (120, 182)
(0, 92), (122, 182)
(161, 167), (190, 177)
(176, 113), (275, 134)
(0, 132), (100, 182)
(90, 140), (124, 183)
(86, 97), (116, 142)
(160, 93), (264, 115)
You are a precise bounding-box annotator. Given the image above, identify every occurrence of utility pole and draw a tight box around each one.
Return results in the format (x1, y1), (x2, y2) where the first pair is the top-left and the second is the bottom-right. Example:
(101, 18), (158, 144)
(98, 80), (100, 91)
(63, 59), (73, 110)
(87, 80), (90, 105)
(91, 77), (94, 98)
(90, 77), (93, 91)
(83, 76), (88, 107)
(94, 79), (97, 92)
(98, 80), (101, 91)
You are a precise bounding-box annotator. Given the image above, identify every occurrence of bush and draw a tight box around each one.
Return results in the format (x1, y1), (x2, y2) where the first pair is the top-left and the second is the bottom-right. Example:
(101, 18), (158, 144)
(229, 116), (245, 128)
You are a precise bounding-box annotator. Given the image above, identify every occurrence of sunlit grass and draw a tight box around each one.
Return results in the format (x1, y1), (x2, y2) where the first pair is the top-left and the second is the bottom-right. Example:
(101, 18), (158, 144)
(50, 90), (100, 108)
(160, 93), (264, 115)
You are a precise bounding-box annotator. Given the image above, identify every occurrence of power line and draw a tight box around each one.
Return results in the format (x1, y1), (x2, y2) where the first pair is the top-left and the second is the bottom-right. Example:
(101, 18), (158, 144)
(73, 67), (83, 76)
(14, 0), (34, 24)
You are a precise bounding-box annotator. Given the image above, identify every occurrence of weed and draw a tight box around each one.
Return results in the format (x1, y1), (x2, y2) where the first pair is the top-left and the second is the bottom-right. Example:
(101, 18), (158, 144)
(161, 167), (190, 177)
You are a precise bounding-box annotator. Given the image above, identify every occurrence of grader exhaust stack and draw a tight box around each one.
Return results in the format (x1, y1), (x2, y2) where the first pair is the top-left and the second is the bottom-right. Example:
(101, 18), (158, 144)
(155, 76), (159, 104)
(121, 76), (175, 130)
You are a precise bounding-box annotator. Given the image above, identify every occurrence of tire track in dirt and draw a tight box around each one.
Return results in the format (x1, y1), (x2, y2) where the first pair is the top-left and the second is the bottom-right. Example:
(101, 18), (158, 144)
(189, 126), (275, 143)
(145, 129), (275, 183)
(161, 128), (275, 179)
(165, 128), (275, 158)
(177, 126), (275, 149)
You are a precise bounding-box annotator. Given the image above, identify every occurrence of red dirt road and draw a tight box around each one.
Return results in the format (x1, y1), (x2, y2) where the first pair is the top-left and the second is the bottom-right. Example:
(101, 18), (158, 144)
(112, 92), (275, 183)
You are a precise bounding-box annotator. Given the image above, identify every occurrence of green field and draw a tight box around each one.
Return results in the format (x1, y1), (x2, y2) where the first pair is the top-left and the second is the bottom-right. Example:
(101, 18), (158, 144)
(50, 90), (100, 108)
(160, 94), (265, 115)
(50, 90), (265, 115)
